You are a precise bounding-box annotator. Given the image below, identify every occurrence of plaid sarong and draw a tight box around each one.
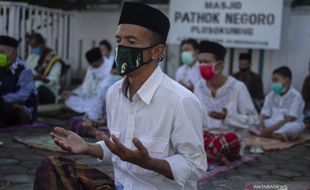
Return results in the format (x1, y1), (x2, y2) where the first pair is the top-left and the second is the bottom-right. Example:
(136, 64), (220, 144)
(34, 156), (115, 190)
(203, 131), (240, 164)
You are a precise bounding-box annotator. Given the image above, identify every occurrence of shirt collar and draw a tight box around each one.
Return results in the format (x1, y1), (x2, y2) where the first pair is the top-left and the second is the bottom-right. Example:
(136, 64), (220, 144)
(120, 66), (165, 105)
(9, 58), (24, 74)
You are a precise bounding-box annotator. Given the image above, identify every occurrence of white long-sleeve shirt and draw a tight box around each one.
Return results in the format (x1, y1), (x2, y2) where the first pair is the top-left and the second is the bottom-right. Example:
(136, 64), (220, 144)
(97, 66), (207, 190)
(194, 76), (258, 133)
(261, 87), (305, 124)
(175, 62), (201, 87)
(73, 57), (114, 98)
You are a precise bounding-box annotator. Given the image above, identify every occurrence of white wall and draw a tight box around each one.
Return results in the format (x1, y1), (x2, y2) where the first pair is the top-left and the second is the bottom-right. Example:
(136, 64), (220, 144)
(69, 8), (120, 76)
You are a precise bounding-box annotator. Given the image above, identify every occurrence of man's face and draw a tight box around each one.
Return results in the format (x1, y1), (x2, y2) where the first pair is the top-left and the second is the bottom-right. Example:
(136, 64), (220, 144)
(99, 45), (110, 57)
(198, 52), (223, 73)
(28, 39), (41, 48)
(181, 43), (197, 61)
(0, 45), (17, 68)
(198, 53), (217, 64)
(272, 73), (289, 88)
(239, 59), (250, 70)
(90, 60), (103, 69)
(115, 24), (164, 75)
(116, 24), (153, 49)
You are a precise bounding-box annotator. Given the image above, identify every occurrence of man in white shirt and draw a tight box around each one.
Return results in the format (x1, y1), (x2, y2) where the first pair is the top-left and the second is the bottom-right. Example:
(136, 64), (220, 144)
(62, 47), (113, 120)
(194, 41), (258, 165)
(256, 66), (305, 141)
(99, 39), (114, 65)
(175, 38), (201, 91)
(34, 2), (207, 190)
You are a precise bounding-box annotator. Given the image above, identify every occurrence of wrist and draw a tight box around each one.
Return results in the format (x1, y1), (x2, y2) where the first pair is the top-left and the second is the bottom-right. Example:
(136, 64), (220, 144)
(85, 143), (92, 155)
(143, 157), (155, 170)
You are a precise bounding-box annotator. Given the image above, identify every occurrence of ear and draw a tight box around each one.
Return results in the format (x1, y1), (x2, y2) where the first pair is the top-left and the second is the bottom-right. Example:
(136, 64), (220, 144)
(9, 49), (18, 62)
(216, 61), (225, 71)
(151, 44), (165, 61)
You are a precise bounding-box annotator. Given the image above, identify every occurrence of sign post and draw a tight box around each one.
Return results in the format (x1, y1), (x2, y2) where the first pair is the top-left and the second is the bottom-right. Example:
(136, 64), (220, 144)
(168, 0), (284, 50)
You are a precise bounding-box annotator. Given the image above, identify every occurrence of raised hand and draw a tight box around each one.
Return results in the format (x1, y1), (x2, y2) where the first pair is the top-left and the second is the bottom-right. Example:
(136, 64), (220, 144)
(209, 108), (227, 120)
(60, 91), (72, 101)
(51, 127), (89, 154)
(103, 135), (151, 167)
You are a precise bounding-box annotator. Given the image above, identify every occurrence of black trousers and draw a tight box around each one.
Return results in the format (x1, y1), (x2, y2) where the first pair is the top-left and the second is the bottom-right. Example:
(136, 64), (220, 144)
(0, 98), (31, 126)
(37, 85), (56, 104)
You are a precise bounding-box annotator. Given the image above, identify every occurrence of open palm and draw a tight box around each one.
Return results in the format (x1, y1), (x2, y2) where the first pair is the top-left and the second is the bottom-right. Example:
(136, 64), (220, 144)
(51, 127), (88, 154)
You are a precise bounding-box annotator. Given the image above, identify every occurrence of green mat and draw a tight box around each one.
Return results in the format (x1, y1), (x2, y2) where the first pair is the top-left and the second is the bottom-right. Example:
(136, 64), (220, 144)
(13, 134), (96, 153)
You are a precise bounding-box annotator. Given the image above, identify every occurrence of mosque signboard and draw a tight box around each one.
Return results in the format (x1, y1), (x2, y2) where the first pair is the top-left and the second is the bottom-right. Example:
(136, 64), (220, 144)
(168, 0), (284, 50)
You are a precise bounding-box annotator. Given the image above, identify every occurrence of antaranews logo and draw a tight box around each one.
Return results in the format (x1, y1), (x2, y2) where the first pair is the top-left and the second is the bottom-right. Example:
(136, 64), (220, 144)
(246, 183), (287, 190)
(245, 181), (310, 190)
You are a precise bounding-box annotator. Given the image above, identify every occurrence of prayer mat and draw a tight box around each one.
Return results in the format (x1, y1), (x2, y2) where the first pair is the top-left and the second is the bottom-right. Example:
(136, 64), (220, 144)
(13, 134), (96, 153)
(0, 121), (52, 133)
(244, 133), (310, 151)
(199, 154), (258, 181)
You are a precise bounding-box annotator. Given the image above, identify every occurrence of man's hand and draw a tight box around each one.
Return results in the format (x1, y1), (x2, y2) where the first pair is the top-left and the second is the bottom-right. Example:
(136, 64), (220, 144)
(179, 80), (194, 91)
(82, 118), (92, 127)
(34, 74), (49, 83)
(179, 80), (185, 87)
(258, 122), (265, 130)
(103, 135), (174, 180)
(34, 74), (43, 81)
(209, 109), (227, 120)
(103, 135), (151, 167)
(61, 91), (72, 101)
(51, 127), (89, 154)
(187, 81), (194, 92)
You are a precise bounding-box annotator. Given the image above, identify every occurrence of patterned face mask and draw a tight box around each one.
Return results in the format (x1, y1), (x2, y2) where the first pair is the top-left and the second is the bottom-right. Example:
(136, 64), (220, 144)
(114, 44), (157, 75)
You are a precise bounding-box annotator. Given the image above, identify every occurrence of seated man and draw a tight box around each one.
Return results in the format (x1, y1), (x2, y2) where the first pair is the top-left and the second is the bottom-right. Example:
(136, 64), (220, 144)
(302, 61), (310, 128)
(69, 62), (122, 139)
(175, 39), (201, 91)
(257, 66), (305, 141)
(233, 53), (264, 112)
(26, 33), (69, 104)
(62, 47), (114, 121)
(0, 35), (37, 126)
(194, 41), (258, 165)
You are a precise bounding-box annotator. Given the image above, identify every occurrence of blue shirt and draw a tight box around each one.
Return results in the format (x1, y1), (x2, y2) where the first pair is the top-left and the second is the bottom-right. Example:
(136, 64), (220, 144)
(2, 58), (37, 114)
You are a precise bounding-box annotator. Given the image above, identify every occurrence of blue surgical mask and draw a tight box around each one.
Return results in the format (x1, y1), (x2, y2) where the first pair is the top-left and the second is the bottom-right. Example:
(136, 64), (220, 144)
(181, 51), (194, 65)
(31, 47), (42, 55)
(271, 82), (285, 95)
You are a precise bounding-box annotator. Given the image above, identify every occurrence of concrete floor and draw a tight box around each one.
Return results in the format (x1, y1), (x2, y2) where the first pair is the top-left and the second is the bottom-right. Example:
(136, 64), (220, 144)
(0, 127), (310, 190)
